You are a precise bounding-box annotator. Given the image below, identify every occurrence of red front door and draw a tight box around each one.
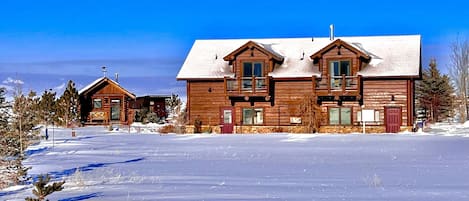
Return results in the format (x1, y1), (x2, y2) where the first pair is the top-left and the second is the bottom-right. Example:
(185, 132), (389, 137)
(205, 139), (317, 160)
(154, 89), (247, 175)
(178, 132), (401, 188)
(220, 107), (234, 134)
(385, 107), (401, 133)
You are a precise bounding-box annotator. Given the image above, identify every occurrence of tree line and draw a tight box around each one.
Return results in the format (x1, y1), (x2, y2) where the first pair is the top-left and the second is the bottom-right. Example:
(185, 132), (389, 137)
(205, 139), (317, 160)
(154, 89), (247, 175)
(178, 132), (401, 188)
(0, 80), (79, 189)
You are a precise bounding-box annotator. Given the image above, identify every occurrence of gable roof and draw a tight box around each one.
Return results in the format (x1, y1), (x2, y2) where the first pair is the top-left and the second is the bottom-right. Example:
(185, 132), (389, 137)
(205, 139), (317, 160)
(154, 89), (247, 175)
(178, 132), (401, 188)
(79, 77), (136, 99)
(310, 39), (371, 60)
(176, 35), (421, 79)
(223, 40), (284, 62)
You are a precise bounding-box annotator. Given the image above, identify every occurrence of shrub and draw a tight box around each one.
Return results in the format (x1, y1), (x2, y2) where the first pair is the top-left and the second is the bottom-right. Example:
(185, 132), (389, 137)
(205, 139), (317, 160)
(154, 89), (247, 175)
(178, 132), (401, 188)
(194, 117), (202, 133)
(158, 124), (175, 134)
(144, 112), (159, 124)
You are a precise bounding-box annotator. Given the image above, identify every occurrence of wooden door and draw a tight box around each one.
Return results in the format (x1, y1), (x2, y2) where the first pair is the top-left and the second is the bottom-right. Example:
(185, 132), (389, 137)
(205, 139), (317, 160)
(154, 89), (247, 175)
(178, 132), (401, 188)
(220, 107), (234, 134)
(385, 107), (401, 133)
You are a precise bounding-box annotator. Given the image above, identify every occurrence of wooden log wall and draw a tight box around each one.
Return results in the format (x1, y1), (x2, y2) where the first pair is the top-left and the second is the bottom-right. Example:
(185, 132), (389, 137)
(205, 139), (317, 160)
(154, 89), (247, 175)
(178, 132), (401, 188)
(362, 80), (411, 126)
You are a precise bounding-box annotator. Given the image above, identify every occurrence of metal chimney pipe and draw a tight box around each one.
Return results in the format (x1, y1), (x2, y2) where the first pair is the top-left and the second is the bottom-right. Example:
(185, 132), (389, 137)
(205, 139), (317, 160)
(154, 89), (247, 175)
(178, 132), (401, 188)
(101, 66), (107, 77)
(330, 24), (334, 41)
(115, 73), (119, 83)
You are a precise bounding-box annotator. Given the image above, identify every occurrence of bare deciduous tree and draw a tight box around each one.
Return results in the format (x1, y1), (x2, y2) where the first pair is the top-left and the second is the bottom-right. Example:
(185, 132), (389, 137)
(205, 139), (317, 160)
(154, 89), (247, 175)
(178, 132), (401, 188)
(298, 94), (322, 133)
(449, 38), (469, 122)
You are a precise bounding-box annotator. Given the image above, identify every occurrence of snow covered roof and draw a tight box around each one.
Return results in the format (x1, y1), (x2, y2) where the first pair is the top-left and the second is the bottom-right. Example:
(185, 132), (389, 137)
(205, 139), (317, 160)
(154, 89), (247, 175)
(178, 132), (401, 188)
(177, 35), (421, 79)
(78, 77), (136, 99)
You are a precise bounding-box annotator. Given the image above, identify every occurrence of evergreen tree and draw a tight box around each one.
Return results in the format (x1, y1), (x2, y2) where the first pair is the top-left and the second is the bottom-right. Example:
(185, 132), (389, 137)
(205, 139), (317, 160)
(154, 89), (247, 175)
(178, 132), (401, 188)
(38, 89), (57, 125)
(25, 174), (65, 201)
(57, 80), (79, 127)
(416, 59), (455, 122)
(0, 87), (16, 157)
(12, 89), (37, 155)
(0, 87), (10, 131)
(27, 91), (41, 126)
(166, 93), (181, 115)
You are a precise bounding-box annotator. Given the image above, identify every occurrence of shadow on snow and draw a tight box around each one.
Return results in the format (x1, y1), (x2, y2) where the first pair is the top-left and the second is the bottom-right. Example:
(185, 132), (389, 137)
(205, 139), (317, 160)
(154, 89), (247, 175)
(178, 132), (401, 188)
(31, 157), (145, 182)
(25, 147), (49, 156)
(59, 192), (103, 201)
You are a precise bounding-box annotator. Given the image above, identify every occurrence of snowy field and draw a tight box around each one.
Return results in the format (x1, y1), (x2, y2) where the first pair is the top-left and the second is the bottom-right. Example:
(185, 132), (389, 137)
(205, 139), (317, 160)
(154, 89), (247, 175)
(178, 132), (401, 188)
(2, 124), (469, 201)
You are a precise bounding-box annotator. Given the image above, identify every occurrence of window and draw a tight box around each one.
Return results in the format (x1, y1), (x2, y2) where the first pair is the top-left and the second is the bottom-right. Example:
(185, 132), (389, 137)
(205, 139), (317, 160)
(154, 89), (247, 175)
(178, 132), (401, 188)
(242, 61), (264, 90)
(93, 99), (102, 109)
(243, 62), (263, 77)
(329, 60), (351, 88)
(329, 107), (351, 125)
(243, 108), (264, 125)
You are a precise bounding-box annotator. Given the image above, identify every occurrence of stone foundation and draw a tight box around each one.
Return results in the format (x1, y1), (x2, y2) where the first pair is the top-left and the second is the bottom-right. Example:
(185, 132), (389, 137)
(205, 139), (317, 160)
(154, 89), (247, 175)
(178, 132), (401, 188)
(184, 125), (414, 134)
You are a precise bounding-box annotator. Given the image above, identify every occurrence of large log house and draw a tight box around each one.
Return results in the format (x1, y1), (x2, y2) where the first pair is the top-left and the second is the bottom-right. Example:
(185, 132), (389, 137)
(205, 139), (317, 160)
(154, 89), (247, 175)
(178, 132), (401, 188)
(177, 35), (421, 133)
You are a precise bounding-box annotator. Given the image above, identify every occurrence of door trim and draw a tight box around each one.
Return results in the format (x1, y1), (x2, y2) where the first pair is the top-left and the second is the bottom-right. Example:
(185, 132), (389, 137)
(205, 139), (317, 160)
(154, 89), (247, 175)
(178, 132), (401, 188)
(220, 107), (234, 134)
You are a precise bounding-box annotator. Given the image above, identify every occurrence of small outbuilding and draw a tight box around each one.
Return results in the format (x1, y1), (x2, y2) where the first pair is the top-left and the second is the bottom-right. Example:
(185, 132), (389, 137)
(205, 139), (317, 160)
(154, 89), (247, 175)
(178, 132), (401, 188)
(79, 77), (136, 125)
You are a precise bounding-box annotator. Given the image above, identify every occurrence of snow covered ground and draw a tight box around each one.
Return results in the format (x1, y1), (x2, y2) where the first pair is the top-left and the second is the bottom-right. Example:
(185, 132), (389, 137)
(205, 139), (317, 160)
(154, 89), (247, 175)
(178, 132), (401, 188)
(2, 123), (469, 201)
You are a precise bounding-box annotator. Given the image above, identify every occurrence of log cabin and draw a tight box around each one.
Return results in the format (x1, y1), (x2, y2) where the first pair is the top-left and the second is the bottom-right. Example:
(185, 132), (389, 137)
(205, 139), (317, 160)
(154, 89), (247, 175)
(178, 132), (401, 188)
(79, 77), (136, 125)
(177, 34), (421, 133)
(131, 95), (171, 121)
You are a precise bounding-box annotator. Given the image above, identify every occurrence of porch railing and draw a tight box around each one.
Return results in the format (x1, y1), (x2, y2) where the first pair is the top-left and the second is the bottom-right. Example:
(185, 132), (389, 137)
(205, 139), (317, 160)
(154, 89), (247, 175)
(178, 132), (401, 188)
(225, 77), (268, 94)
(313, 75), (361, 95)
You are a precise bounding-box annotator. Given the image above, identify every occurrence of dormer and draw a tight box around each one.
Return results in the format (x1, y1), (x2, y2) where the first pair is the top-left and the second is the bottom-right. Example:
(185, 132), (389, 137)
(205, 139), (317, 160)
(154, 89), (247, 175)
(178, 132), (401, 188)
(224, 41), (284, 78)
(223, 41), (283, 97)
(310, 39), (370, 97)
(310, 39), (371, 76)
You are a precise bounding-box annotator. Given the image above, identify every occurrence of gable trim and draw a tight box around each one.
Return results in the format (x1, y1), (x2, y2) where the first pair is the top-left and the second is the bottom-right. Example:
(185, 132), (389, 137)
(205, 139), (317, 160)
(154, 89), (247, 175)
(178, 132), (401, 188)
(223, 41), (284, 62)
(79, 77), (136, 99)
(310, 39), (371, 61)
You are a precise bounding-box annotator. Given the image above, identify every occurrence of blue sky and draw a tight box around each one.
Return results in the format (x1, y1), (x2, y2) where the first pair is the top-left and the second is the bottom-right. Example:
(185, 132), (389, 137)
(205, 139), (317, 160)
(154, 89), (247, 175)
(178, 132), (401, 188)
(0, 0), (468, 96)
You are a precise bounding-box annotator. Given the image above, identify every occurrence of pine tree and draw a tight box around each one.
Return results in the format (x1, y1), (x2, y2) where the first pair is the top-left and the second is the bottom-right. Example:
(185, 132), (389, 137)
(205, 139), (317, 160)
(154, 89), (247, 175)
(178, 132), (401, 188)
(416, 59), (456, 122)
(12, 88), (37, 155)
(38, 89), (57, 126)
(57, 80), (79, 127)
(0, 87), (10, 132)
(27, 91), (41, 126)
(0, 87), (16, 157)
(25, 174), (65, 201)
(166, 93), (181, 115)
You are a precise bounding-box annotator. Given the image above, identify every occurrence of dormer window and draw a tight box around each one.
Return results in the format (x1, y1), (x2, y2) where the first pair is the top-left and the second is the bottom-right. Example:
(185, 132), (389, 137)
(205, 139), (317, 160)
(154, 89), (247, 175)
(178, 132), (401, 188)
(329, 60), (351, 88)
(223, 41), (282, 95)
(243, 61), (263, 77)
(242, 61), (265, 91)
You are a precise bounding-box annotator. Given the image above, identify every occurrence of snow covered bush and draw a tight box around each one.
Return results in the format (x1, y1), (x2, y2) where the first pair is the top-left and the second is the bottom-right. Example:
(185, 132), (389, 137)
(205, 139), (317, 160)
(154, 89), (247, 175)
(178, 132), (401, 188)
(67, 168), (85, 188)
(363, 173), (382, 188)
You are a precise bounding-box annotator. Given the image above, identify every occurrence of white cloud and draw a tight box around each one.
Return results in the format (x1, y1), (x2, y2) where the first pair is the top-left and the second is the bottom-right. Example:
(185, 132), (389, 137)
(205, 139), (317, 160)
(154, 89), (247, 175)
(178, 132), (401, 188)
(2, 77), (24, 85)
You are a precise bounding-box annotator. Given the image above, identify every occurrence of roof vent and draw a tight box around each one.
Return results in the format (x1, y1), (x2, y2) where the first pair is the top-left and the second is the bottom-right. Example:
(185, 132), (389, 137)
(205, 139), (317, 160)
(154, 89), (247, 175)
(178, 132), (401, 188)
(329, 24), (334, 41)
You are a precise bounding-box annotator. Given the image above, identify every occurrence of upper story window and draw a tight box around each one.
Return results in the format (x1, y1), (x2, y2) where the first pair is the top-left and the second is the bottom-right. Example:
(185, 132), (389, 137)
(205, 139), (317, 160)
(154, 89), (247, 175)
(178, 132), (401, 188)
(330, 60), (351, 88)
(243, 61), (263, 77)
(330, 60), (351, 76)
(93, 98), (102, 109)
(242, 61), (265, 91)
